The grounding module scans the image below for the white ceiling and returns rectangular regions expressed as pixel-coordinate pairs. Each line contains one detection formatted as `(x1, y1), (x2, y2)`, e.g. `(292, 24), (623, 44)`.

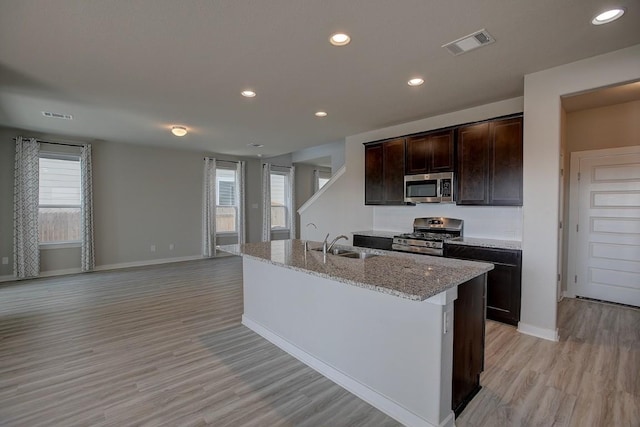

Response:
(1, 1), (639, 157)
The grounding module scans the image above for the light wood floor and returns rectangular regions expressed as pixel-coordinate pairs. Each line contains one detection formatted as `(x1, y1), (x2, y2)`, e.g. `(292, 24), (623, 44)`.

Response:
(458, 298), (640, 427)
(1, 258), (638, 426)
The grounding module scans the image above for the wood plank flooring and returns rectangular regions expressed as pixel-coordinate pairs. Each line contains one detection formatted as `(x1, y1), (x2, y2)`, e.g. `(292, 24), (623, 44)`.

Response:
(457, 298), (640, 427)
(1, 257), (638, 426)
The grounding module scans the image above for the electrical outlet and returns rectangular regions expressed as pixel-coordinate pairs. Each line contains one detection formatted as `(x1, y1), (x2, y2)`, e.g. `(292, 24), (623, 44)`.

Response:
(169, 243), (174, 251)
(150, 245), (156, 252)
(251, 203), (258, 209)
(1, 257), (8, 265)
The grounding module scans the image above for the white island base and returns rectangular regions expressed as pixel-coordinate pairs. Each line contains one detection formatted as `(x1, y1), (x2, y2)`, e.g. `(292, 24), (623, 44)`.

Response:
(242, 257), (459, 427)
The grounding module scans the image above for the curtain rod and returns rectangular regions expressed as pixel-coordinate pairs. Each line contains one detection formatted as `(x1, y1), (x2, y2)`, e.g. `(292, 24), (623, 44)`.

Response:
(203, 157), (240, 164)
(14, 137), (84, 148)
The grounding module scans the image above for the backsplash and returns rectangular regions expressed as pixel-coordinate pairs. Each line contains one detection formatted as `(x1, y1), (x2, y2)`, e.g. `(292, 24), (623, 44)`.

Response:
(373, 204), (523, 241)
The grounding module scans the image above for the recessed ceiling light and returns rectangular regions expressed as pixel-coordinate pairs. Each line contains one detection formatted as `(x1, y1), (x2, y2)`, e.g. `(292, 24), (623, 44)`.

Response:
(408, 78), (425, 87)
(315, 111), (328, 117)
(171, 126), (188, 137)
(247, 143), (264, 148)
(592, 8), (625, 25)
(329, 33), (351, 46)
(241, 90), (256, 98)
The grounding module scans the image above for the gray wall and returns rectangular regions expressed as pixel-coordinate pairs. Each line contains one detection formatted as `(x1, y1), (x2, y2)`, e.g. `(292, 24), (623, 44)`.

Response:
(294, 163), (331, 238)
(0, 127), (264, 276)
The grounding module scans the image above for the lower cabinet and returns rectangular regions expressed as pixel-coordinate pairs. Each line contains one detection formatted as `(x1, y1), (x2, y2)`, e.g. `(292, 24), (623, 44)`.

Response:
(444, 244), (522, 326)
(352, 234), (393, 251)
(452, 274), (486, 416)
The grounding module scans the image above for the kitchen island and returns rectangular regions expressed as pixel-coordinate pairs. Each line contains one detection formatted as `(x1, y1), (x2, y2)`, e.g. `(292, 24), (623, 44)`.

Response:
(219, 240), (493, 427)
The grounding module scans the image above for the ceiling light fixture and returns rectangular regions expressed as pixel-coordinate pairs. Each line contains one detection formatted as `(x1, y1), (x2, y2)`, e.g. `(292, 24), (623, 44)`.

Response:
(171, 126), (188, 137)
(592, 8), (625, 25)
(329, 33), (351, 46)
(315, 111), (328, 117)
(408, 78), (425, 87)
(241, 90), (257, 98)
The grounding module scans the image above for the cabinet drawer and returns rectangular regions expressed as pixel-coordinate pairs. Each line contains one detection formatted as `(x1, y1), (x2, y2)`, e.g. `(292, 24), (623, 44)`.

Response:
(353, 235), (393, 251)
(444, 244), (520, 265)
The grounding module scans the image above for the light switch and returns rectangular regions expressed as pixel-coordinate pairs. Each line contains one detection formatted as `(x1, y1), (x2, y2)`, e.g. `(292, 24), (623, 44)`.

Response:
(150, 245), (156, 252)
(1, 257), (8, 265)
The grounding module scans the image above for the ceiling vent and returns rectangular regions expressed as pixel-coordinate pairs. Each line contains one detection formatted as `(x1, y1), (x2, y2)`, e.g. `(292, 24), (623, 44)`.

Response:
(442, 29), (495, 56)
(42, 111), (73, 120)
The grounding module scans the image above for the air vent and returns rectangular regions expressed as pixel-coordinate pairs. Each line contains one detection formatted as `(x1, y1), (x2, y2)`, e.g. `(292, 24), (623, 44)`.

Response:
(42, 111), (73, 120)
(442, 29), (495, 56)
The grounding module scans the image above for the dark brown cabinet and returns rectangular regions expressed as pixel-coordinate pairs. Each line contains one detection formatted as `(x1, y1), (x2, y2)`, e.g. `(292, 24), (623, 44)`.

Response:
(444, 244), (522, 326)
(364, 138), (406, 205)
(405, 129), (454, 175)
(352, 234), (393, 250)
(452, 274), (486, 416)
(457, 117), (523, 206)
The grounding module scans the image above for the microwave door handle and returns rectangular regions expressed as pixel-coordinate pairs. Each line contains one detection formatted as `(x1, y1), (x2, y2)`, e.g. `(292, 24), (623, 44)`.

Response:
(437, 180), (442, 198)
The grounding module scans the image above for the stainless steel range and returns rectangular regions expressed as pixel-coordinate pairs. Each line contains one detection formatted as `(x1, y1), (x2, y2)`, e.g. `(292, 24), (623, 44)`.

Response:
(392, 217), (463, 256)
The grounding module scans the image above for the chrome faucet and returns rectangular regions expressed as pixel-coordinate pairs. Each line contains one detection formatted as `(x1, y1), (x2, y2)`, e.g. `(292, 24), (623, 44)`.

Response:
(323, 234), (349, 254)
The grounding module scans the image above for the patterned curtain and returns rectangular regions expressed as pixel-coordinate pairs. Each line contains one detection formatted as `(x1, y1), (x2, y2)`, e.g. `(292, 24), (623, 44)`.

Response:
(80, 144), (95, 272)
(236, 161), (246, 245)
(202, 158), (217, 257)
(13, 137), (40, 278)
(261, 163), (272, 242)
(287, 165), (296, 239)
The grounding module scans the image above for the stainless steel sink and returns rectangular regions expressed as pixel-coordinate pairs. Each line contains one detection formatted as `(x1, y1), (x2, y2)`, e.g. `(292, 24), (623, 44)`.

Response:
(311, 247), (378, 259)
(338, 251), (378, 259)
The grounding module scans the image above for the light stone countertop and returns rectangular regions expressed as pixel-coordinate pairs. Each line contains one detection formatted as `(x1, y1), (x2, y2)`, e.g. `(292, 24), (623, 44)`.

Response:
(445, 237), (522, 251)
(219, 239), (493, 301)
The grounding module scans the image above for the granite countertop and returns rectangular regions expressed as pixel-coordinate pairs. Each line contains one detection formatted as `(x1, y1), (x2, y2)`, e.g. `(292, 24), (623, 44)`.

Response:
(219, 239), (493, 302)
(445, 237), (522, 251)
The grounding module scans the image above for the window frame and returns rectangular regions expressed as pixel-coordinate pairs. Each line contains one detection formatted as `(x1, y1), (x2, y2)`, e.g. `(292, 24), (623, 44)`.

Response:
(270, 169), (290, 232)
(215, 163), (239, 236)
(38, 152), (82, 249)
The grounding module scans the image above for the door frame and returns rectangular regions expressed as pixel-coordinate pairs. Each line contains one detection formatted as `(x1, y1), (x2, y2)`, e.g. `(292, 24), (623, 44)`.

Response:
(566, 145), (640, 299)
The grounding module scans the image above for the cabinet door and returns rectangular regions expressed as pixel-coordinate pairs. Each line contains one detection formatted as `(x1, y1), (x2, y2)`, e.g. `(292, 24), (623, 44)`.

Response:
(405, 130), (454, 174)
(444, 244), (522, 326)
(405, 134), (429, 174)
(430, 130), (454, 172)
(457, 123), (489, 204)
(383, 138), (406, 204)
(489, 118), (523, 206)
(452, 274), (486, 415)
(486, 262), (522, 326)
(365, 144), (384, 204)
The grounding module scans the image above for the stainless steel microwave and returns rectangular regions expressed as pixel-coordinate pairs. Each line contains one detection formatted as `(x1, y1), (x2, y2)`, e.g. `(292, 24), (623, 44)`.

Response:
(404, 172), (455, 203)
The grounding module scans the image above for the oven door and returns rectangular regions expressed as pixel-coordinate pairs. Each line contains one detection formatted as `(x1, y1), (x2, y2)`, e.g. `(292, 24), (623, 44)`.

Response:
(404, 175), (441, 203)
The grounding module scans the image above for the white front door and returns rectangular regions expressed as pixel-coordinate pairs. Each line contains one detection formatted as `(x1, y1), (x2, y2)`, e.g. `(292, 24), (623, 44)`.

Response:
(570, 148), (640, 306)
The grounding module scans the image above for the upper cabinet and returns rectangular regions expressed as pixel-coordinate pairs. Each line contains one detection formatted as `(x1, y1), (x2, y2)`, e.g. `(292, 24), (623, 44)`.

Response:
(457, 117), (523, 206)
(405, 129), (454, 175)
(364, 114), (522, 206)
(364, 138), (406, 205)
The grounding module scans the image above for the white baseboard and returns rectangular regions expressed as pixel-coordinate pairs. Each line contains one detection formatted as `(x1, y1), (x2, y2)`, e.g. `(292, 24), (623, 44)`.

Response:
(517, 322), (559, 342)
(0, 255), (205, 282)
(0, 274), (16, 283)
(242, 315), (451, 427)
(93, 255), (204, 272)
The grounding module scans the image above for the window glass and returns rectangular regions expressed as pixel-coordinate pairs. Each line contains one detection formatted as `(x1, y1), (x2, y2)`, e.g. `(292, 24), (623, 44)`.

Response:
(216, 167), (237, 233)
(270, 172), (288, 229)
(39, 156), (81, 243)
(318, 177), (330, 189)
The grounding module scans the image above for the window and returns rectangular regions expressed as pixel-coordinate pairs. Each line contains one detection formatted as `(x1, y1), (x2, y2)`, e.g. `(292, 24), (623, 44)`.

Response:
(270, 171), (289, 229)
(39, 155), (81, 244)
(216, 167), (238, 233)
